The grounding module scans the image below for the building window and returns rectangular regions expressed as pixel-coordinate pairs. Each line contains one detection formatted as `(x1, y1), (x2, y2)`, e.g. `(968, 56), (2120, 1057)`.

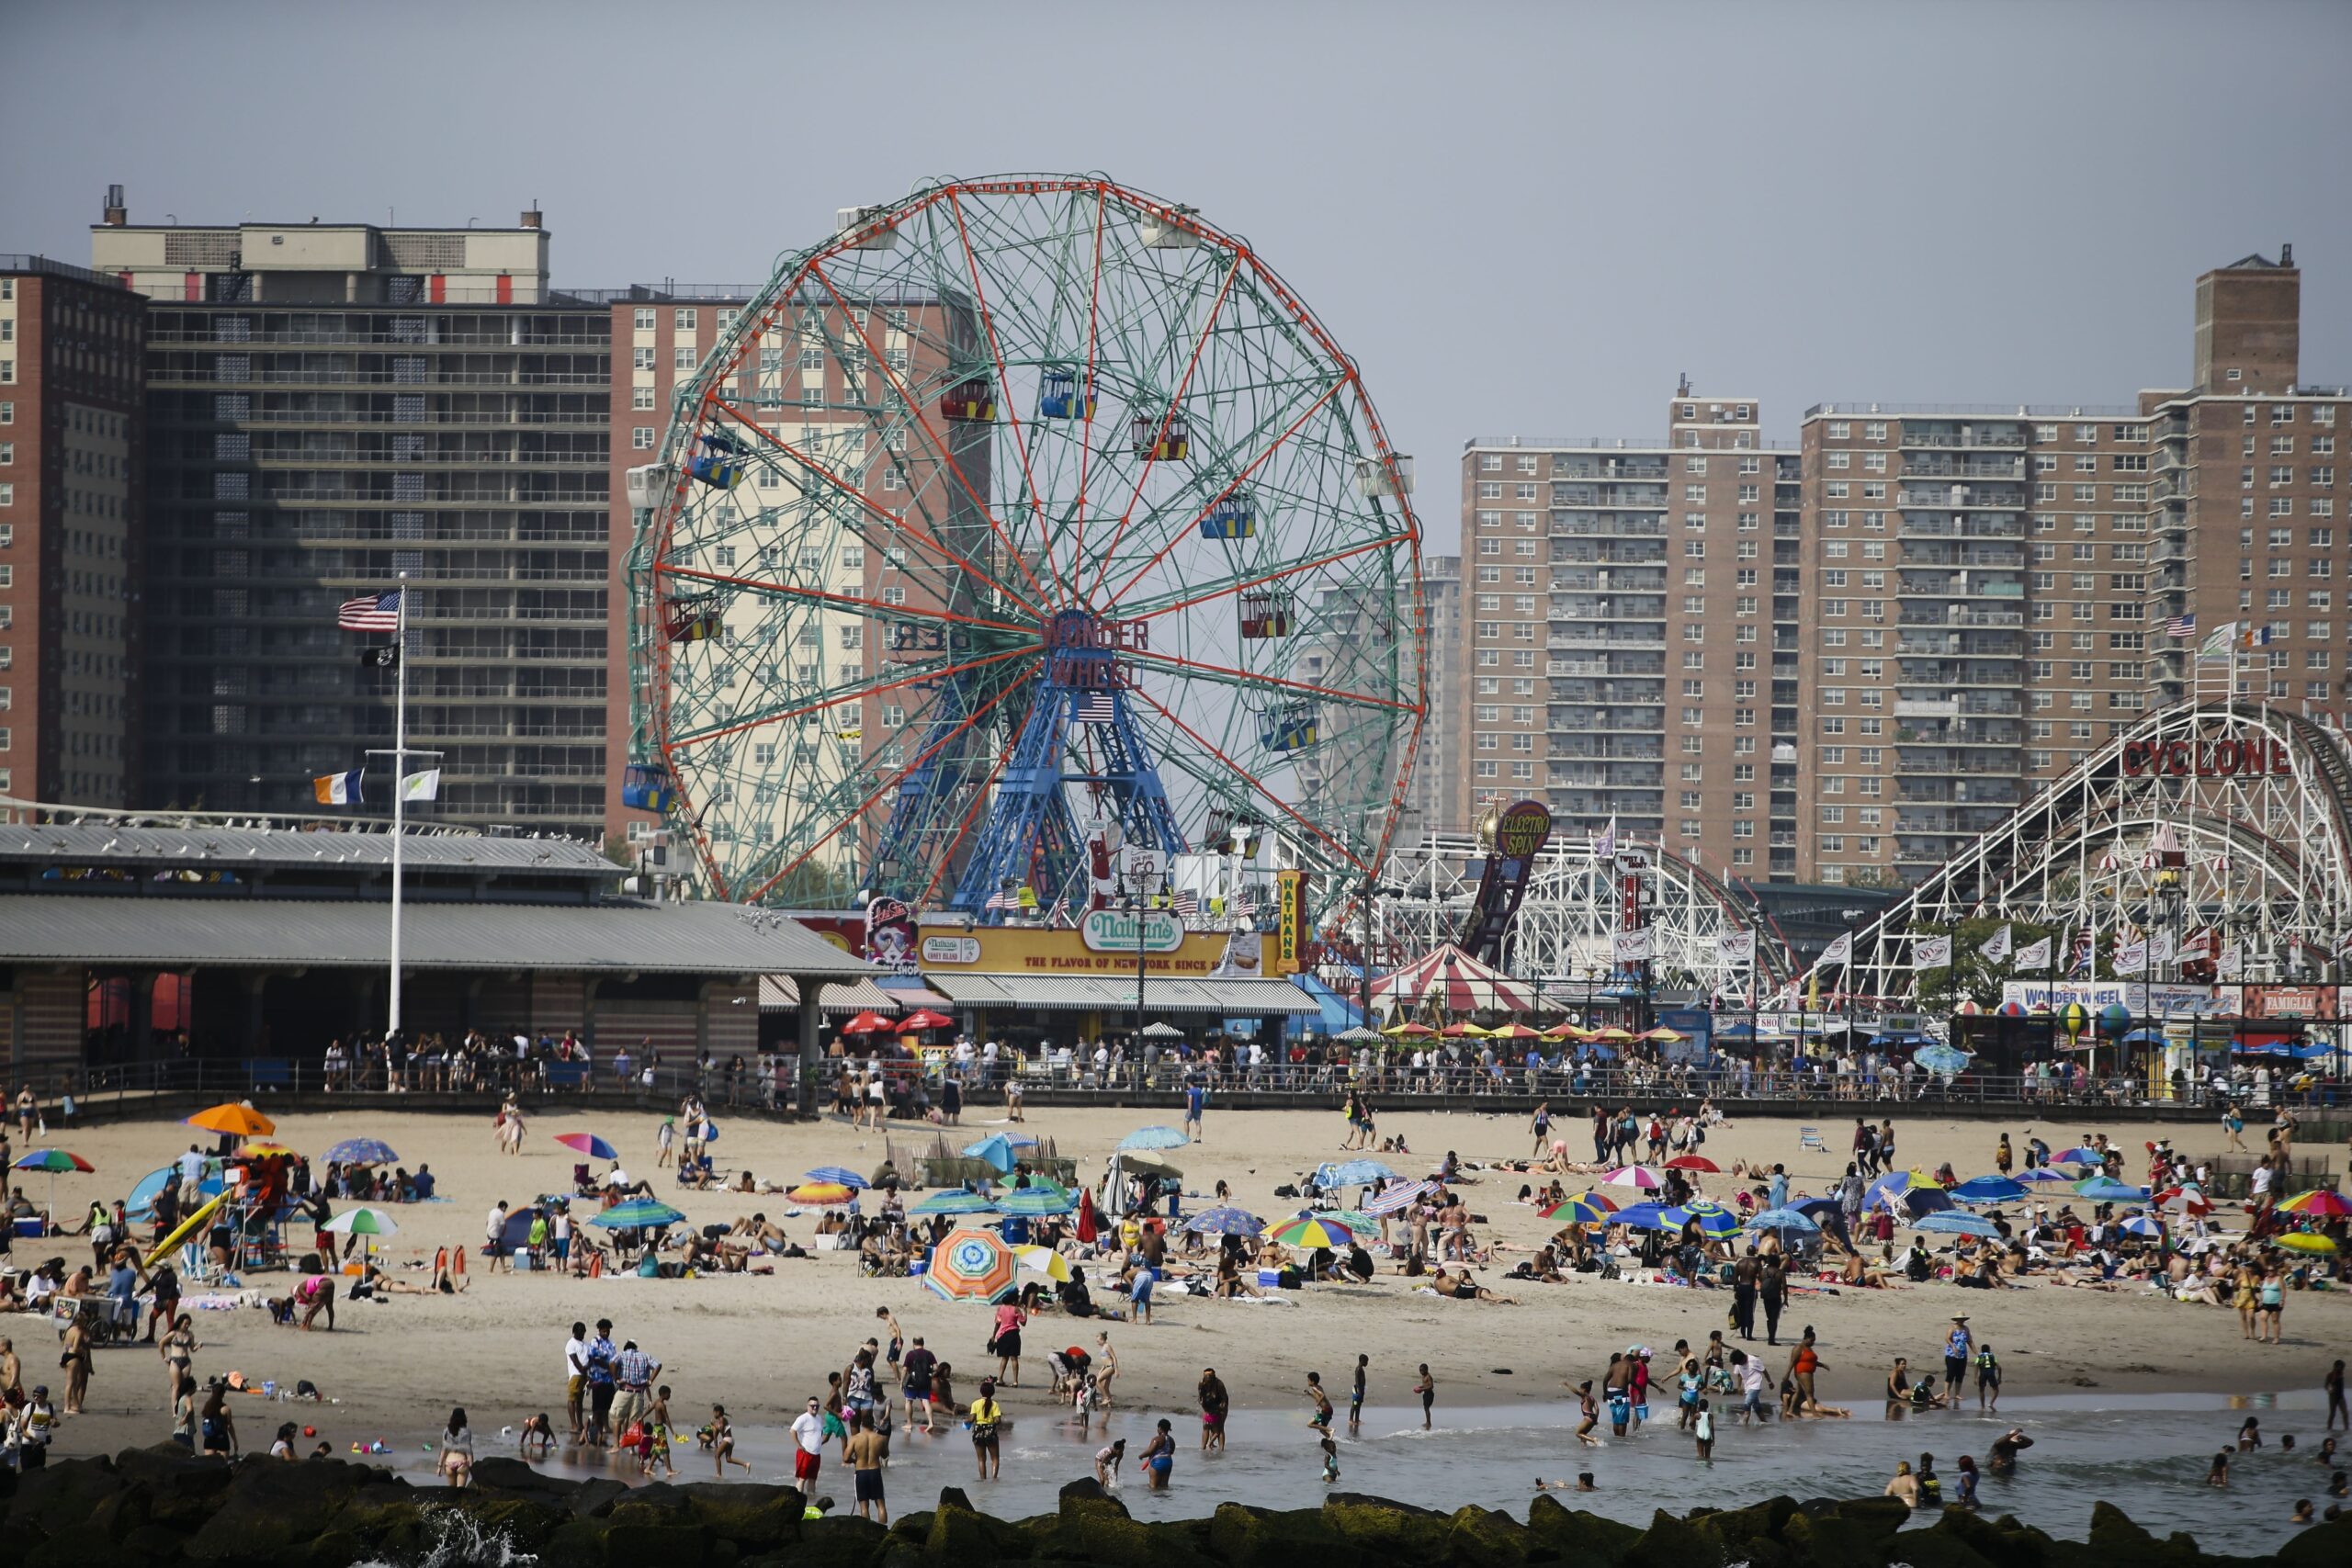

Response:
(631, 426), (655, 450)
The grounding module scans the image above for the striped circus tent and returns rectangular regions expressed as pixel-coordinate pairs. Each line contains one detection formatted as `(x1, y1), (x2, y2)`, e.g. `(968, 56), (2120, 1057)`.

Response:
(1370, 944), (1538, 1012)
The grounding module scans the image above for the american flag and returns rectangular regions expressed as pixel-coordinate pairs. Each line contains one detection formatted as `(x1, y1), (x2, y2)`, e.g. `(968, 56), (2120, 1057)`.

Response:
(1172, 891), (1199, 919)
(2165, 612), (2196, 638)
(338, 591), (401, 631)
(1074, 692), (1118, 723)
(984, 887), (1023, 910)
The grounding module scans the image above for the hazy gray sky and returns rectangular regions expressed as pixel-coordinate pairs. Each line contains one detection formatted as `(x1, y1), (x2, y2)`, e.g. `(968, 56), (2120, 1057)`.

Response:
(6, 0), (2346, 465)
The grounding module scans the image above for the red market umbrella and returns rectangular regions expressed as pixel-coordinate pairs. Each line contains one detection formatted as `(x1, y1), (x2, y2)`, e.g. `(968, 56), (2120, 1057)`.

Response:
(898, 1010), (956, 1032)
(1665, 1156), (1721, 1173)
(841, 1011), (896, 1035)
(1076, 1188), (1102, 1245)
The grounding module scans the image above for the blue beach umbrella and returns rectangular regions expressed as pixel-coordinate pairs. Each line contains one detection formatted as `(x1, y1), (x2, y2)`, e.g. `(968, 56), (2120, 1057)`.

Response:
(963, 1134), (1018, 1174)
(910, 1190), (999, 1216)
(1951, 1175), (2027, 1204)
(2075, 1176), (2149, 1201)
(588, 1198), (684, 1230)
(2014, 1168), (2072, 1184)
(1182, 1205), (1265, 1236)
(1913, 1211), (2000, 1240)
(1611, 1201), (1675, 1232)
(2119, 1213), (2166, 1238)
(324, 1138), (400, 1167)
(1118, 1126), (1189, 1151)
(2052, 1146), (2104, 1165)
(1317, 1159), (1401, 1188)
(1663, 1203), (1741, 1239)
(802, 1166), (870, 1190)
(1745, 1207), (1822, 1237)
(1915, 1044), (1971, 1077)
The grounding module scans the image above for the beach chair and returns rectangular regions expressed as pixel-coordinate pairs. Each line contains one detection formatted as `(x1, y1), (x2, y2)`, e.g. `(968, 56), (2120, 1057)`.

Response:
(1798, 1125), (1827, 1153)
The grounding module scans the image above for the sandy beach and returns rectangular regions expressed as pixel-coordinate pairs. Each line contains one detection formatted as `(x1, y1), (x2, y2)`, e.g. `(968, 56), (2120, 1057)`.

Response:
(10, 1098), (2346, 1461)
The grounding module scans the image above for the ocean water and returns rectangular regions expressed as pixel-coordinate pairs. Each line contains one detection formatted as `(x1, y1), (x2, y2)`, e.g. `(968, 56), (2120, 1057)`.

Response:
(390, 1390), (2342, 1558)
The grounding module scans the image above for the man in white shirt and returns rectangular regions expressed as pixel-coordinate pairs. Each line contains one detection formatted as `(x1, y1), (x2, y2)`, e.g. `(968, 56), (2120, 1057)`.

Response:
(485, 1201), (510, 1271)
(790, 1395), (827, 1486)
(563, 1320), (589, 1440)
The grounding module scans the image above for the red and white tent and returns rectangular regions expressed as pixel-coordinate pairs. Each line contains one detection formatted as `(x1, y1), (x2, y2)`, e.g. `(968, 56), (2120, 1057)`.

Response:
(1370, 943), (1538, 1012)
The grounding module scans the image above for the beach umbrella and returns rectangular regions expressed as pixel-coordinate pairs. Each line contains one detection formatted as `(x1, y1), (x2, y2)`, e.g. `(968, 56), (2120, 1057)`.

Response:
(13, 1147), (93, 1224)
(2277, 1189), (2352, 1218)
(1013, 1245), (1073, 1282)
(1318, 1158), (1400, 1189)
(186, 1102), (275, 1138)
(1664, 1155), (1720, 1173)
(840, 1010), (897, 1034)
(2014, 1168), (2072, 1183)
(1916, 1044), (1971, 1077)
(1540, 1191), (1618, 1224)
(1182, 1206), (1265, 1236)
(923, 1227), (1016, 1302)
(802, 1167), (871, 1190)
(787, 1181), (856, 1206)
(553, 1132), (619, 1162)
(1604, 1165), (1664, 1190)
(996, 1185), (1078, 1217)
(1589, 1027), (1636, 1043)
(1745, 1207), (1822, 1237)
(1487, 1022), (1546, 1040)
(1912, 1211), (2000, 1239)
(2272, 1233), (2338, 1256)
(1664, 1202), (1740, 1239)
(2052, 1146), (2104, 1165)
(910, 1190), (999, 1216)
(1117, 1126), (1189, 1151)
(963, 1134), (1019, 1174)
(1638, 1027), (1687, 1043)
(2153, 1184), (2214, 1217)
(899, 1010), (956, 1032)
(1439, 1021), (1491, 1038)
(2075, 1177), (2149, 1202)
(1611, 1202), (1675, 1232)
(321, 1206), (400, 1236)
(2118, 1213), (2166, 1238)
(324, 1138), (400, 1167)
(1381, 1021), (1436, 1038)
(1318, 1209), (1380, 1235)
(589, 1198), (684, 1230)
(1115, 1148), (1184, 1178)
(1951, 1175), (2028, 1203)
(1865, 1168), (1943, 1208)
(1365, 1179), (1436, 1215)
(1267, 1214), (1356, 1249)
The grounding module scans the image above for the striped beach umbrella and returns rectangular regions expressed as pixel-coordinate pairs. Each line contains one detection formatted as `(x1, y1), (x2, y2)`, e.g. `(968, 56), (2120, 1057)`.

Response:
(1364, 1179), (1436, 1215)
(787, 1181), (856, 1206)
(1668, 1201), (1741, 1238)
(2277, 1189), (2352, 1218)
(589, 1198), (684, 1230)
(910, 1190), (998, 1216)
(12, 1147), (94, 1225)
(996, 1185), (1078, 1216)
(801, 1167), (871, 1190)
(1267, 1214), (1356, 1249)
(924, 1226), (1016, 1302)
(1603, 1165), (1664, 1190)
(554, 1132), (619, 1162)
(321, 1206), (400, 1236)
(324, 1138), (400, 1167)
(1541, 1191), (1618, 1224)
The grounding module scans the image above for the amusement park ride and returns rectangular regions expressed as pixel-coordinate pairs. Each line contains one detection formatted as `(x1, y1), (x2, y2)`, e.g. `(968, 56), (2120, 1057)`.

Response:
(624, 175), (1427, 942)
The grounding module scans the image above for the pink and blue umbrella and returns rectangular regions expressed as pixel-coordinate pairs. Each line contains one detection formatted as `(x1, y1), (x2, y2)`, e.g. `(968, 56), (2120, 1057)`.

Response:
(555, 1132), (620, 1162)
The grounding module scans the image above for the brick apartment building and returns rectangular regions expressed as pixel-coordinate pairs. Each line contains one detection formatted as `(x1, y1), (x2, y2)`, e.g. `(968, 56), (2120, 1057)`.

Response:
(0, 254), (146, 808)
(1464, 249), (2342, 891)
(1460, 389), (1803, 876)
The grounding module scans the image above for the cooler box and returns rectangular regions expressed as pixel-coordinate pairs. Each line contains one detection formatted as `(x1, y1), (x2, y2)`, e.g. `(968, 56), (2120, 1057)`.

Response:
(512, 1248), (533, 1271)
(908, 1260), (928, 1277)
(1256, 1269), (1281, 1288)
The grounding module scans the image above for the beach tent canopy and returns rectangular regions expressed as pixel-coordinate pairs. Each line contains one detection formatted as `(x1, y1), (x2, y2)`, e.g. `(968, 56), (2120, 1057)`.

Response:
(1369, 944), (1538, 1012)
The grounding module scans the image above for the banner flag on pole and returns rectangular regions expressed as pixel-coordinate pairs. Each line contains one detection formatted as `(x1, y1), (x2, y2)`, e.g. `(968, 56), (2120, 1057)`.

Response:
(400, 769), (441, 802)
(1820, 931), (1853, 967)
(311, 769), (363, 805)
(2014, 935), (2052, 968)
(1981, 923), (2013, 964)
(356, 645), (400, 670)
(1914, 934), (1953, 968)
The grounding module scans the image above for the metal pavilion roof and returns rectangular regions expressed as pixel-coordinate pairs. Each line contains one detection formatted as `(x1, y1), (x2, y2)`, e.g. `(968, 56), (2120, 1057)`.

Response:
(0, 894), (876, 978)
(0, 823), (619, 880)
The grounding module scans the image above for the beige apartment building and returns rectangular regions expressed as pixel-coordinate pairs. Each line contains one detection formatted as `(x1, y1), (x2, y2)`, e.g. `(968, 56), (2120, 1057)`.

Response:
(1461, 389), (1804, 879)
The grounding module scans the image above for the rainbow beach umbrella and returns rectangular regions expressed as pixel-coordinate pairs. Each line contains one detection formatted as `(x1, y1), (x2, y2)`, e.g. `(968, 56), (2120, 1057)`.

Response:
(1540, 1191), (1618, 1224)
(1267, 1214), (1356, 1249)
(2276, 1189), (2352, 1218)
(12, 1147), (93, 1226)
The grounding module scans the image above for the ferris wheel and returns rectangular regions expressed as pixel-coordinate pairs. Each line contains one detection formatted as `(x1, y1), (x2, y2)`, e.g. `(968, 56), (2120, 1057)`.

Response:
(627, 175), (1427, 924)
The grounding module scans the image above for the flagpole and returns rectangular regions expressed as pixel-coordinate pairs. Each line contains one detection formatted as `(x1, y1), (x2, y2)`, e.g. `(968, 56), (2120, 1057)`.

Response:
(390, 572), (409, 1043)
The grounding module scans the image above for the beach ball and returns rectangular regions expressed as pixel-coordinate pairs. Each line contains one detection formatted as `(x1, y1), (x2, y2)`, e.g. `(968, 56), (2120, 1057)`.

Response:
(2099, 1003), (2131, 1035)
(303, 1426), (316, 1438)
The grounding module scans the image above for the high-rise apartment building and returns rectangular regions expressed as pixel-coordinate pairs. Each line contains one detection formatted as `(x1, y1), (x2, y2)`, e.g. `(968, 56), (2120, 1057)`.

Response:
(1462, 389), (1802, 879)
(0, 254), (145, 808)
(91, 192), (615, 833)
(1795, 403), (2153, 886)
(1465, 250), (2340, 893)
(2142, 249), (2346, 711)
